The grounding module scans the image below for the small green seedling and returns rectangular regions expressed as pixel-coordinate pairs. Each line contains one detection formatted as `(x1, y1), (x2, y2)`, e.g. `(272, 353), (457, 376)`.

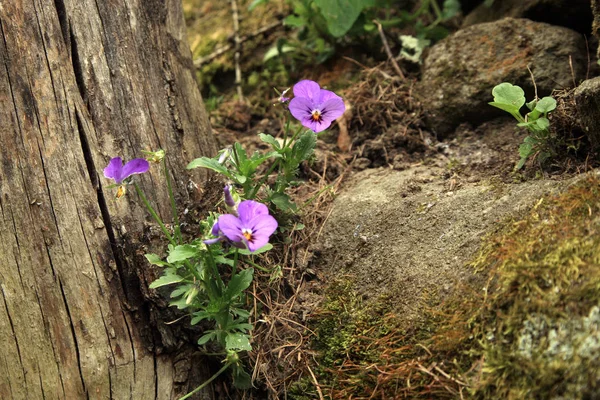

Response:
(489, 82), (557, 170)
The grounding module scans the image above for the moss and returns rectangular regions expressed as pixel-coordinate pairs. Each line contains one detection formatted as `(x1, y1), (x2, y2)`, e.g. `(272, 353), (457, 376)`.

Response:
(297, 174), (600, 399)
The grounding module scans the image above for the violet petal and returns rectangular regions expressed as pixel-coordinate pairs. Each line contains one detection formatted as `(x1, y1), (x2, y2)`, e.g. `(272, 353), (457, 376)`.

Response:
(320, 97), (346, 123)
(104, 157), (124, 183)
(121, 158), (150, 180)
(217, 214), (245, 242)
(289, 97), (313, 123)
(237, 200), (268, 224)
(293, 80), (321, 101)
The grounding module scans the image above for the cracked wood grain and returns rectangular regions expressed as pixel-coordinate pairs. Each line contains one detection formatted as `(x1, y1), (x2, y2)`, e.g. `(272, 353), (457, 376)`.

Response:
(0, 0), (217, 398)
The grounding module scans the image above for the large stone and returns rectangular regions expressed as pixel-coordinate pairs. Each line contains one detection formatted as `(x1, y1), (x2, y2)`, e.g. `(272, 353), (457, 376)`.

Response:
(463, 0), (592, 34)
(418, 18), (586, 137)
(316, 164), (566, 325)
(574, 76), (600, 150)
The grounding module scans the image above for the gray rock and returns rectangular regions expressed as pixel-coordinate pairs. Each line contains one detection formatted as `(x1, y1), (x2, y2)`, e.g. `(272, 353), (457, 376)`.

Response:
(463, 0), (592, 34)
(316, 164), (567, 325)
(418, 18), (586, 137)
(574, 76), (600, 149)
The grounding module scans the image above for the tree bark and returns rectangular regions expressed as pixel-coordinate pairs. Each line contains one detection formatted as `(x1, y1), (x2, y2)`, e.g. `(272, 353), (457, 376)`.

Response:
(0, 0), (217, 398)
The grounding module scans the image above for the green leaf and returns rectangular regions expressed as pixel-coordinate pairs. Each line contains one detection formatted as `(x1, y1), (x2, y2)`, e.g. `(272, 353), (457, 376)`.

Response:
(187, 157), (230, 177)
(238, 243), (273, 256)
(284, 14), (305, 28)
(271, 192), (297, 212)
(224, 268), (254, 300)
(491, 83), (526, 110)
(313, 0), (375, 37)
(197, 331), (216, 345)
(535, 97), (556, 114)
(232, 365), (253, 389)
(145, 253), (169, 267)
(170, 285), (191, 298)
(399, 35), (430, 63)
(535, 117), (550, 131)
(259, 133), (281, 150)
(149, 272), (184, 289)
(518, 138), (534, 159)
(225, 332), (252, 351)
(185, 286), (199, 305)
(167, 245), (199, 263)
(190, 310), (213, 326)
(291, 131), (317, 163)
(263, 43), (296, 62)
(442, 0), (461, 20)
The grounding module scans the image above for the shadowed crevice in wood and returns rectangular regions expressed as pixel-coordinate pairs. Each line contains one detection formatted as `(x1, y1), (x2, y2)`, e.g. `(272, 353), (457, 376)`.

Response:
(0, 287), (25, 382)
(68, 24), (86, 103)
(53, 0), (69, 49)
(58, 279), (88, 399)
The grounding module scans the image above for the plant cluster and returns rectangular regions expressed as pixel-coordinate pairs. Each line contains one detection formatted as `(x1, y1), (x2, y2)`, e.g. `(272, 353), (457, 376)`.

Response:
(254, 0), (463, 65)
(103, 80), (345, 398)
(489, 82), (558, 170)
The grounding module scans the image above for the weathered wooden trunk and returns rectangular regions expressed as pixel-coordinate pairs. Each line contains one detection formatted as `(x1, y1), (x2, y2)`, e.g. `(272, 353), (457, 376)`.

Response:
(0, 0), (217, 398)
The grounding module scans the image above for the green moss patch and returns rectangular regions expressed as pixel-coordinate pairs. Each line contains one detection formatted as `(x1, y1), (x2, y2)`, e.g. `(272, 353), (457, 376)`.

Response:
(299, 174), (600, 399)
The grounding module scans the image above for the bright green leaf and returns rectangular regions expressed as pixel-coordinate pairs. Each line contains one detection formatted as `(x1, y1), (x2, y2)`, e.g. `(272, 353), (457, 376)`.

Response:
(187, 157), (230, 177)
(167, 245), (199, 263)
(535, 117), (550, 130)
(535, 97), (557, 113)
(149, 272), (184, 289)
(197, 331), (216, 345)
(491, 83), (526, 110)
(145, 253), (168, 267)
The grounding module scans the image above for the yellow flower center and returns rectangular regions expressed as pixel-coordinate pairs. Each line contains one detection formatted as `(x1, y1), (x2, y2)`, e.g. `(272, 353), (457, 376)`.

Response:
(311, 110), (322, 122)
(116, 185), (126, 199)
(242, 229), (253, 242)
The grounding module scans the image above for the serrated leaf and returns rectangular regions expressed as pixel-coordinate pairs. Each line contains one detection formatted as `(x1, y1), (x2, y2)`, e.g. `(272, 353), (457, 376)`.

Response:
(170, 284), (192, 298)
(271, 192), (297, 212)
(292, 131), (317, 163)
(145, 253), (169, 267)
(224, 268), (254, 300)
(259, 133), (281, 150)
(284, 14), (305, 28)
(149, 272), (184, 289)
(491, 83), (525, 109)
(190, 311), (211, 325)
(225, 332), (252, 351)
(535, 97), (556, 113)
(167, 245), (198, 263)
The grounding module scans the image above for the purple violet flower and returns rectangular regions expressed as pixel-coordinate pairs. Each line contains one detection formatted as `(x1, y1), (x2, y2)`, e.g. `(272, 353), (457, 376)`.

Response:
(210, 200), (278, 252)
(288, 80), (345, 133)
(103, 157), (150, 184)
(103, 157), (150, 198)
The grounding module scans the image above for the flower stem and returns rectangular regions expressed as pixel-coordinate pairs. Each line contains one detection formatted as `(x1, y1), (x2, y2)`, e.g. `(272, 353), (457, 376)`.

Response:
(248, 158), (280, 199)
(177, 361), (233, 400)
(232, 248), (239, 277)
(163, 158), (182, 244)
(133, 183), (174, 245)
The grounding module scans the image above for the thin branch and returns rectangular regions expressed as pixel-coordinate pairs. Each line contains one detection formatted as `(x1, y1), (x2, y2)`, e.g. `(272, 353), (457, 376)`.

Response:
(373, 19), (405, 79)
(231, 0), (244, 101)
(193, 20), (284, 68)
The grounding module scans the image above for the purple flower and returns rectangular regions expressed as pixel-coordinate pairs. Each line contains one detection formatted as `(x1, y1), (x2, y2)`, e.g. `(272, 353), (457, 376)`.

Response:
(211, 200), (278, 252)
(103, 157), (150, 184)
(288, 80), (345, 133)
